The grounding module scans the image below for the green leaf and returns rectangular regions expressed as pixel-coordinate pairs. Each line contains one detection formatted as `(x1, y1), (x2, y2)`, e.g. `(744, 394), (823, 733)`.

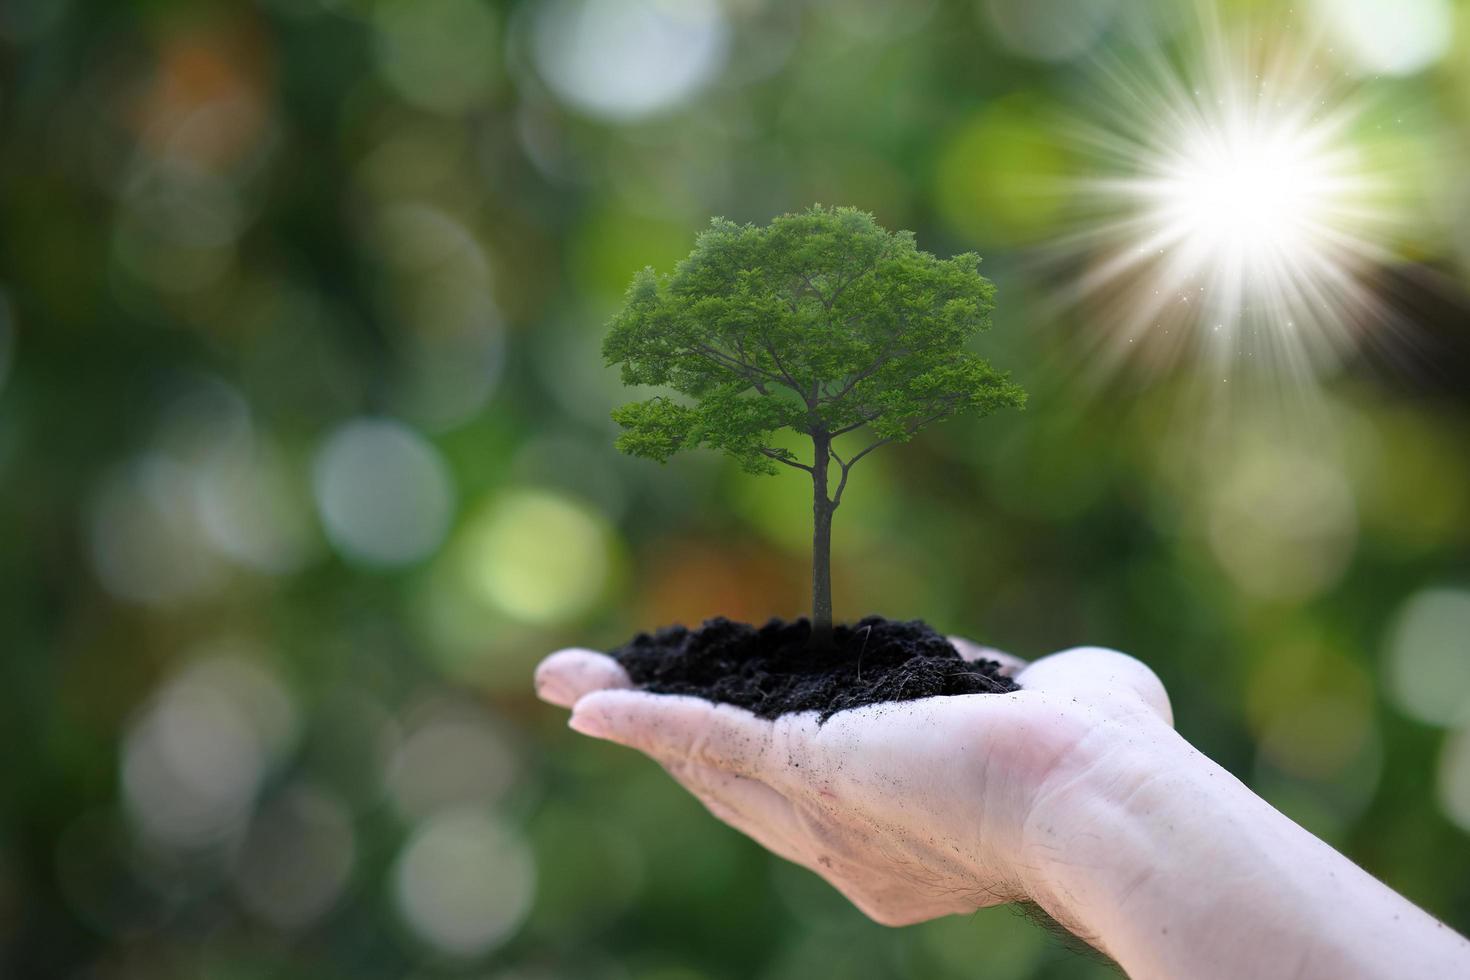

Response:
(610, 398), (697, 463)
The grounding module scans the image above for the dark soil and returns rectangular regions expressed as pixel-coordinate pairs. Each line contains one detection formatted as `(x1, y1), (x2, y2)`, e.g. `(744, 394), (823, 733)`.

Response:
(611, 615), (1020, 721)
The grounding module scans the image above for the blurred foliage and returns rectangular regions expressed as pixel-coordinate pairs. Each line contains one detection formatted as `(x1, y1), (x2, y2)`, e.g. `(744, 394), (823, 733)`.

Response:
(2, 0), (1470, 978)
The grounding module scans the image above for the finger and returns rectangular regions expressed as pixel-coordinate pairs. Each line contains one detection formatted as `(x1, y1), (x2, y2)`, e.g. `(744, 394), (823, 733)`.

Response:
(947, 636), (1028, 677)
(534, 649), (632, 708)
(569, 690), (774, 778)
(1016, 646), (1172, 725)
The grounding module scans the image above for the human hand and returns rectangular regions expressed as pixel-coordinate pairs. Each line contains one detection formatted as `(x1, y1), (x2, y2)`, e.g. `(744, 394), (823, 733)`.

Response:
(535, 638), (1173, 928)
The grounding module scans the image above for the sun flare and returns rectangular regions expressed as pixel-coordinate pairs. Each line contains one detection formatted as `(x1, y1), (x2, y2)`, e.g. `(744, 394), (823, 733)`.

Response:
(1055, 8), (1404, 394)
(1158, 120), (1338, 267)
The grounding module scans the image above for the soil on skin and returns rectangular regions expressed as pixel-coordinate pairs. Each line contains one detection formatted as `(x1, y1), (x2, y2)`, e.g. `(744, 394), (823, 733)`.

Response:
(611, 615), (1019, 721)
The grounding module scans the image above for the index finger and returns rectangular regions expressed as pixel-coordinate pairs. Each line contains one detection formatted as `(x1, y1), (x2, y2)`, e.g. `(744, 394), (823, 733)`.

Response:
(569, 689), (776, 779)
(948, 636), (1028, 677)
(535, 648), (633, 708)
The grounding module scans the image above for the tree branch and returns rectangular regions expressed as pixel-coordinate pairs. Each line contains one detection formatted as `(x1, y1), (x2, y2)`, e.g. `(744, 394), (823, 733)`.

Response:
(797, 272), (824, 307)
(827, 435), (861, 506)
(830, 434), (886, 507)
(830, 409), (883, 438)
(689, 343), (787, 389)
(822, 343), (909, 406)
(688, 343), (754, 375)
(829, 401), (962, 507)
(759, 447), (813, 473)
(758, 336), (808, 403)
(730, 335), (772, 395)
(845, 435), (894, 471)
(824, 251), (883, 310)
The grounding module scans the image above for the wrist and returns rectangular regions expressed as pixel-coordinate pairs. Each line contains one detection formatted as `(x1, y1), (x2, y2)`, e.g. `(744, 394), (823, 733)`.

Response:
(1013, 711), (1197, 948)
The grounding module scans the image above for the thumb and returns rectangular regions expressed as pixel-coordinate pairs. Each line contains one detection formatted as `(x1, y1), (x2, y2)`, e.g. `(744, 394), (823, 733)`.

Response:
(1015, 646), (1172, 726)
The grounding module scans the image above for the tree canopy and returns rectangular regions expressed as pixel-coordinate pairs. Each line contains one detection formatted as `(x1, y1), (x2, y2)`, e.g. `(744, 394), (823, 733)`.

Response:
(605, 205), (1024, 485)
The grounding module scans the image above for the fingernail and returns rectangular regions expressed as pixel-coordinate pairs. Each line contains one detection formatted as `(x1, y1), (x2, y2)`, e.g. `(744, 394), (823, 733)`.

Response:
(568, 709), (608, 738)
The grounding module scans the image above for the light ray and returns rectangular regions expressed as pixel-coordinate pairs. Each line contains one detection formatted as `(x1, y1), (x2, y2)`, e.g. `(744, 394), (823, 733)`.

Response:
(1050, 5), (1408, 401)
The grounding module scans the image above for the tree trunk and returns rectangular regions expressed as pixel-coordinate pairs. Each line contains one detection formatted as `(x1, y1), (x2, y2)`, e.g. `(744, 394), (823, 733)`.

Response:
(810, 431), (834, 646)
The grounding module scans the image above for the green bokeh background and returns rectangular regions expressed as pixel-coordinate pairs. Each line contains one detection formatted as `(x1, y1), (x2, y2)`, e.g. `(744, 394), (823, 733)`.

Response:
(3, 1), (1470, 977)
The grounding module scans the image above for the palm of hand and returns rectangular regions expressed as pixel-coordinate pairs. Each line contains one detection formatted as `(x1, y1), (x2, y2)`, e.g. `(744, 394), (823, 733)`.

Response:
(536, 640), (1172, 927)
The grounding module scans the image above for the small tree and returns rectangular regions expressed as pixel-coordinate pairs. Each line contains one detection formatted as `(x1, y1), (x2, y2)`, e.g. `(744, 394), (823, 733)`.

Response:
(604, 205), (1026, 642)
